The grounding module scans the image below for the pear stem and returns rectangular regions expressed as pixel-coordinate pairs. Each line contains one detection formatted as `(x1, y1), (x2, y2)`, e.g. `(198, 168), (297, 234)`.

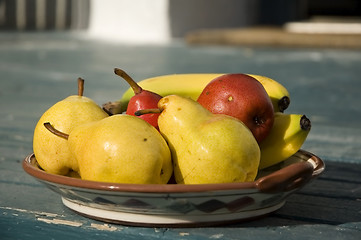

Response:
(114, 68), (142, 94)
(135, 108), (162, 116)
(43, 122), (69, 140)
(77, 77), (84, 97)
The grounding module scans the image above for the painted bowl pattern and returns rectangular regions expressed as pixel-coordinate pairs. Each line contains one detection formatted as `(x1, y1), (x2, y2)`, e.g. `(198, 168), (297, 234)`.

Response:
(23, 149), (324, 227)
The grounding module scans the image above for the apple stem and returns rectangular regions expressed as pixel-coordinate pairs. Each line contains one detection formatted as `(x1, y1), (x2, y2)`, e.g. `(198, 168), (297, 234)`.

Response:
(43, 122), (69, 140)
(135, 108), (162, 116)
(114, 68), (142, 94)
(77, 77), (84, 97)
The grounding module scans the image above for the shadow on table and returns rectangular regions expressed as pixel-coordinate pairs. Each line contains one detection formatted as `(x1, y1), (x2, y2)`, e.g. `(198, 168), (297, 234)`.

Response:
(228, 161), (361, 227)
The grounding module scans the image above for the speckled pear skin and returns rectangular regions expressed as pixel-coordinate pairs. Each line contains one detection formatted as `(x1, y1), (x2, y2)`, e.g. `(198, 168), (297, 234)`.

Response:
(157, 95), (260, 184)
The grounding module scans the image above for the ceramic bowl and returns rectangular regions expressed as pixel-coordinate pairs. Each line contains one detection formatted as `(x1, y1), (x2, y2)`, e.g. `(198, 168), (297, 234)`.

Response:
(22, 149), (324, 227)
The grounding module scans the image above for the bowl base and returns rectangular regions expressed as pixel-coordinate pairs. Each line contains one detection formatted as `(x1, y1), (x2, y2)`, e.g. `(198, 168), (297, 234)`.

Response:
(62, 197), (285, 227)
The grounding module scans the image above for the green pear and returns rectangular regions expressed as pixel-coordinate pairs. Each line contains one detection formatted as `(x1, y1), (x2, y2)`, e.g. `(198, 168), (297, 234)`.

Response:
(64, 114), (172, 184)
(33, 78), (109, 175)
(157, 95), (260, 184)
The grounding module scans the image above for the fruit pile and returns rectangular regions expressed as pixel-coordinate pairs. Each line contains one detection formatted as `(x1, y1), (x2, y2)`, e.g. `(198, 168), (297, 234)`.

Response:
(33, 69), (311, 185)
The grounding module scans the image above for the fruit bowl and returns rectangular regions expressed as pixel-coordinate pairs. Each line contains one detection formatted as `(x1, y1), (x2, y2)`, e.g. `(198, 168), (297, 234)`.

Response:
(22, 149), (324, 227)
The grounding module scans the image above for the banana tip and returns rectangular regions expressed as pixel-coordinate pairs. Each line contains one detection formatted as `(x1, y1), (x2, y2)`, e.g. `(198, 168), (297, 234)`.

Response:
(278, 96), (290, 112)
(300, 115), (311, 131)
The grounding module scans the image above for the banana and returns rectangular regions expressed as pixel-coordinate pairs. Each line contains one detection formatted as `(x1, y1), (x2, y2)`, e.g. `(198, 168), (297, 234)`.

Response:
(116, 73), (290, 113)
(248, 74), (290, 112)
(258, 113), (311, 170)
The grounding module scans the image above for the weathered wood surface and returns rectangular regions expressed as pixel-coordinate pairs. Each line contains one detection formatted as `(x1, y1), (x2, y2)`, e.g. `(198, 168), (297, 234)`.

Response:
(1, 33), (361, 239)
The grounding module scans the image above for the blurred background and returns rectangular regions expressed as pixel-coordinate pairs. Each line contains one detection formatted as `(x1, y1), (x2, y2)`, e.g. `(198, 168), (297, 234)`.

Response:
(0, 0), (360, 46)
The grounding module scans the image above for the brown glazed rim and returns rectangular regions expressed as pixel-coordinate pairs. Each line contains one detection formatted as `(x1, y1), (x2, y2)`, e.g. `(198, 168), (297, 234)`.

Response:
(22, 149), (324, 194)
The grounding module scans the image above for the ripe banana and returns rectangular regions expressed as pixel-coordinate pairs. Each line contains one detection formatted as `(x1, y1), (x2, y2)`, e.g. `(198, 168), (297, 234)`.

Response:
(258, 113), (311, 170)
(115, 73), (290, 113)
(248, 74), (290, 112)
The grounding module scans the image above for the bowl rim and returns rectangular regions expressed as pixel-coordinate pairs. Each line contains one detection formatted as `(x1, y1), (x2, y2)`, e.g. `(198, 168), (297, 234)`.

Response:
(22, 149), (324, 194)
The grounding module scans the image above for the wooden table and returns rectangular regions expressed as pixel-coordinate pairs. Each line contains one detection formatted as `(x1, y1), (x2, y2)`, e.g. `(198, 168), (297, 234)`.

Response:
(1, 32), (361, 239)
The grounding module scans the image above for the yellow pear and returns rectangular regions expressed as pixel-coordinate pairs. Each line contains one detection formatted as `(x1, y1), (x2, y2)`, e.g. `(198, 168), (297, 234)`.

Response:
(157, 95), (260, 184)
(33, 78), (108, 175)
(65, 114), (172, 184)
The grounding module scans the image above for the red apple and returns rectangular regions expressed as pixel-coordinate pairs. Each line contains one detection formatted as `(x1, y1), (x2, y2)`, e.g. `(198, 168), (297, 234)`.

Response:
(197, 73), (274, 143)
